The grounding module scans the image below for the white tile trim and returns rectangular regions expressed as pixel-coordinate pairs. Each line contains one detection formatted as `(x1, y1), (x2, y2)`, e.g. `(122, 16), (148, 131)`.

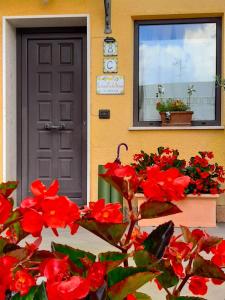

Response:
(2, 14), (91, 204)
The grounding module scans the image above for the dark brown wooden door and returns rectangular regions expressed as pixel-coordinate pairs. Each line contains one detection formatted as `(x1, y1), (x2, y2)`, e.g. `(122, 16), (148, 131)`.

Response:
(18, 29), (87, 205)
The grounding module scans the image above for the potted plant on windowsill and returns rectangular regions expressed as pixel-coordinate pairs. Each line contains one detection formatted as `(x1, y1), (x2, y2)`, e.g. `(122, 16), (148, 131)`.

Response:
(156, 98), (193, 126)
(131, 147), (225, 227)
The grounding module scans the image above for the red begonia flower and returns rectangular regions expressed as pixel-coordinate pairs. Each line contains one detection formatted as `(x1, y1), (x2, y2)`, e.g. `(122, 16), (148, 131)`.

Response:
(165, 236), (192, 278)
(87, 262), (106, 291)
(41, 196), (80, 229)
(171, 260), (185, 278)
(141, 166), (190, 202)
(130, 227), (148, 250)
(211, 240), (225, 267)
(189, 276), (208, 295)
(101, 163), (139, 202)
(211, 278), (224, 285)
(31, 179), (59, 198)
(89, 199), (123, 223)
(0, 194), (12, 224)
(154, 278), (163, 290)
(20, 196), (41, 210)
(191, 229), (207, 241)
(11, 270), (35, 296)
(0, 255), (18, 296)
(25, 236), (42, 254)
(41, 258), (69, 283)
(46, 276), (90, 300)
(126, 294), (137, 300)
(21, 209), (44, 237)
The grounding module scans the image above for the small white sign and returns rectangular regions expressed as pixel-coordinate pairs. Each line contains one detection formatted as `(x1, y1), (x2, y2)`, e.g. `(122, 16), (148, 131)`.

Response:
(104, 57), (118, 73)
(104, 41), (118, 56)
(97, 75), (125, 95)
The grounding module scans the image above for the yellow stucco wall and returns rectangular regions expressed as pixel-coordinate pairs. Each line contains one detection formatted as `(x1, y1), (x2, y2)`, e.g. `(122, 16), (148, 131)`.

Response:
(0, 0), (225, 202)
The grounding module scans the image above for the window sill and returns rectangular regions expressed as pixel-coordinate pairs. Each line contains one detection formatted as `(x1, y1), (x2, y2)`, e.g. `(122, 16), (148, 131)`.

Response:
(128, 126), (225, 131)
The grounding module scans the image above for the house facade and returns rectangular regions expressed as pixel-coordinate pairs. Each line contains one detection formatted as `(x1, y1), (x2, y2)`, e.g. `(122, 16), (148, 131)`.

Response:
(1, 0), (225, 220)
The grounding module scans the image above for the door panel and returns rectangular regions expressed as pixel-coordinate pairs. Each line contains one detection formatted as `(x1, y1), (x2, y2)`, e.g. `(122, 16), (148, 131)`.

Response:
(18, 30), (87, 205)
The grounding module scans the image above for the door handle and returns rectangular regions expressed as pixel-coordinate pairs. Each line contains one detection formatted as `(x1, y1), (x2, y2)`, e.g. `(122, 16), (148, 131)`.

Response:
(44, 123), (66, 130)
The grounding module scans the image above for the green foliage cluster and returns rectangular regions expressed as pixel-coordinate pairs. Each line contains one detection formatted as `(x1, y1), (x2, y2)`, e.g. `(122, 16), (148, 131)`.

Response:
(156, 99), (190, 112)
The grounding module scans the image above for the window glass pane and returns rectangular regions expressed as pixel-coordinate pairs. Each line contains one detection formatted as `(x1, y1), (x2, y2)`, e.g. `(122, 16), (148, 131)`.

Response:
(139, 22), (217, 121)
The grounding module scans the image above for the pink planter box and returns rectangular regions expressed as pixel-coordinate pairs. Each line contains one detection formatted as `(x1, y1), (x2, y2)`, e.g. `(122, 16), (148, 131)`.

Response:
(135, 193), (218, 228)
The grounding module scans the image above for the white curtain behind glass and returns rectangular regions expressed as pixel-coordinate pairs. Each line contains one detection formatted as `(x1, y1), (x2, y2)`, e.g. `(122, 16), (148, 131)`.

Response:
(139, 23), (217, 121)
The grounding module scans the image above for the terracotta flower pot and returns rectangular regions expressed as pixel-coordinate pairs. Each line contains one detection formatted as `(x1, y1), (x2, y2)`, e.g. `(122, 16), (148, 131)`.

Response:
(132, 193), (218, 228)
(160, 111), (193, 126)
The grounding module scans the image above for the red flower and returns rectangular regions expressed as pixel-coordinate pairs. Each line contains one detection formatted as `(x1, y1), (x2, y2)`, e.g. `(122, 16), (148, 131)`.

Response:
(0, 194), (12, 224)
(11, 270), (35, 296)
(89, 199), (123, 223)
(21, 209), (44, 237)
(46, 276), (90, 300)
(101, 163), (139, 202)
(126, 294), (137, 300)
(141, 166), (190, 202)
(41, 258), (69, 283)
(0, 255), (18, 296)
(41, 196), (80, 230)
(133, 153), (144, 161)
(211, 278), (224, 285)
(130, 227), (148, 250)
(87, 262), (106, 291)
(165, 236), (192, 278)
(200, 172), (209, 179)
(154, 278), (163, 290)
(189, 276), (208, 295)
(20, 196), (40, 210)
(31, 179), (59, 198)
(21, 180), (60, 211)
(171, 260), (184, 278)
(211, 240), (225, 267)
(191, 229), (207, 241)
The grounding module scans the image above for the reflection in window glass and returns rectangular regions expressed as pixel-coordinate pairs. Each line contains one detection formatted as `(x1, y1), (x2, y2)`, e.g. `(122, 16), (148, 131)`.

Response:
(139, 22), (217, 122)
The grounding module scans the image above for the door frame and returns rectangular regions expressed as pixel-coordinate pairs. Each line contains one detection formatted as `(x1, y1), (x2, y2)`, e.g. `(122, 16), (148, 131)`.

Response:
(2, 15), (91, 204)
(17, 27), (87, 203)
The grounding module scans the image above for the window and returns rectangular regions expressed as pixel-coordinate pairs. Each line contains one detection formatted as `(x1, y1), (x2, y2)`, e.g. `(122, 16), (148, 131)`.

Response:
(134, 18), (222, 126)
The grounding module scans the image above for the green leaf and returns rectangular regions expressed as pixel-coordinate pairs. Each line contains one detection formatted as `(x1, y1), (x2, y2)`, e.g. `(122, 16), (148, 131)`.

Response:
(12, 283), (48, 300)
(133, 250), (179, 288)
(193, 254), (225, 280)
(133, 292), (152, 300)
(144, 221), (174, 259)
(108, 267), (157, 300)
(181, 226), (198, 245)
(0, 237), (8, 254)
(34, 283), (48, 300)
(133, 250), (153, 267)
(198, 236), (222, 252)
(78, 220), (128, 246)
(51, 242), (96, 269)
(4, 209), (27, 242)
(157, 263), (179, 288)
(0, 181), (18, 197)
(99, 251), (128, 272)
(140, 201), (182, 219)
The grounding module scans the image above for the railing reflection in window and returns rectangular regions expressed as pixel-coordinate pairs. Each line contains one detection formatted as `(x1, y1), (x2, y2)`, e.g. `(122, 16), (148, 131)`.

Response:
(139, 83), (216, 122)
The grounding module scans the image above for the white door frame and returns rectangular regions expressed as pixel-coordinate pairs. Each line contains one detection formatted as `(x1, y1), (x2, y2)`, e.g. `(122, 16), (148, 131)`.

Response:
(2, 14), (91, 203)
